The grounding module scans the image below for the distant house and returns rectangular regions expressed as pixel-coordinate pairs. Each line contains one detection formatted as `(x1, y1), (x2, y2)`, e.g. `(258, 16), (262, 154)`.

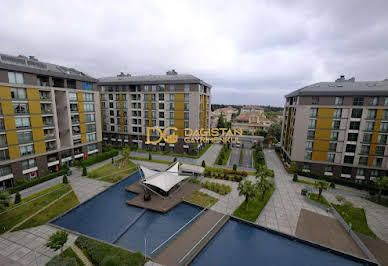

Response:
(211, 106), (238, 127)
(240, 105), (265, 115)
(232, 108), (272, 134)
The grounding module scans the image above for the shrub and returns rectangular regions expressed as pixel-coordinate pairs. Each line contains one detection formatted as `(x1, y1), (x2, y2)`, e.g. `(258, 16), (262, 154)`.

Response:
(293, 174), (298, 182)
(290, 162), (298, 174)
(202, 160), (206, 167)
(148, 153), (152, 160)
(101, 255), (121, 266)
(336, 195), (345, 202)
(233, 164), (237, 170)
(330, 182), (335, 189)
(81, 150), (119, 168)
(202, 181), (232, 195)
(14, 192), (21, 204)
(62, 175), (68, 184)
(82, 166), (87, 176)
(173, 157), (177, 162)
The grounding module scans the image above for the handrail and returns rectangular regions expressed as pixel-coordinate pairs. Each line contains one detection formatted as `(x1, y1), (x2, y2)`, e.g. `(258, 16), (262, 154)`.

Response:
(150, 204), (210, 255)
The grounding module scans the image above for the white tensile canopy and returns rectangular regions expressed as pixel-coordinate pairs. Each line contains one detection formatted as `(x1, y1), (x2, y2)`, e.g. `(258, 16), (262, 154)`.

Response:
(140, 162), (189, 193)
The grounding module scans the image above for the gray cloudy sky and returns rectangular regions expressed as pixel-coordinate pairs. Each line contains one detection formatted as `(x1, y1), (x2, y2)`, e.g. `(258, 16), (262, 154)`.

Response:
(2, 0), (388, 106)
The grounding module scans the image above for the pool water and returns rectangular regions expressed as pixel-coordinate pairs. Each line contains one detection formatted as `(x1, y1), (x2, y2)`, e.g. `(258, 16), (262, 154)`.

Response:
(52, 171), (202, 256)
(190, 219), (367, 266)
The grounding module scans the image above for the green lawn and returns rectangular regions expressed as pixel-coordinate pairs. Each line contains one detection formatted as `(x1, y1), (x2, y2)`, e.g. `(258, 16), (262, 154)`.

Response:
(0, 185), (71, 234)
(233, 187), (275, 222)
(13, 191), (79, 231)
(296, 179), (315, 186)
(88, 160), (138, 183)
(19, 183), (65, 205)
(46, 247), (84, 266)
(75, 235), (145, 266)
(365, 196), (388, 208)
(308, 193), (330, 207)
(222, 148), (232, 165)
(333, 204), (377, 238)
(185, 191), (218, 207)
(128, 156), (172, 165)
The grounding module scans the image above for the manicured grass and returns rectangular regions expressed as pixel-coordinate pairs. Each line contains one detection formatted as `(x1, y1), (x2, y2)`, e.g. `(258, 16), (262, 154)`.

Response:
(185, 191), (218, 207)
(365, 196), (388, 208)
(233, 187), (275, 222)
(46, 247), (84, 266)
(88, 160), (138, 183)
(202, 181), (232, 195)
(129, 156), (172, 165)
(18, 183), (65, 205)
(75, 235), (145, 266)
(215, 145), (231, 165)
(13, 191), (79, 231)
(0, 185), (71, 234)
(295, 179), (315, 186)
(222, 148), (232, 165)
(332, 204), (377, 238)
(308, 193), (330, 207)
(136, 144), (212, 159)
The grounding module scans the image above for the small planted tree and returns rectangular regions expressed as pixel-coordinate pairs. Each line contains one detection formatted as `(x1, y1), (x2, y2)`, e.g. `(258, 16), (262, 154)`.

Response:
(238, 180), (257, 211)
(82, 166), (87, 176)
(62, 175), (68, 184)
(293, 173), (298, 182)
(314, 180), (329, 199)
(375, 176), (388, 203)
(233, 164), (237, 171)
(289, 162), (298, 174)
(148, 153), (152, 161)
(202, 160), (206, 168)
(173, 157), (177, 162)
(14, 192), (21, 204)
(0, 191), (10, 211)
(46, 230), (68, 261)
(120, 148), (131, 167)
(256, 176), (274, 200)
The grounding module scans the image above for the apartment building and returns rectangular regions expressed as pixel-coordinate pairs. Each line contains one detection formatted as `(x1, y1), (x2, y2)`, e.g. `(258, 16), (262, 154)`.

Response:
(0, 53), (102, 189)
(98, 70), (211, 154)
(281, 75), (388, 182)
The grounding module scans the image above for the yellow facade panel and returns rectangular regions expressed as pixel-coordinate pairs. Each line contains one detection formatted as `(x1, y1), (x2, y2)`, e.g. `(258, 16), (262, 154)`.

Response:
(34, 141), (46, 154)
(371, 133), (378, 144)
(367, 156), (374, 166)
(376, 109), (383, 120)
(174, 111), (184, 120)
(6, 131), (18, 145)
(315, 130), (331, 140)
(203, 96), (207, 128)
(30, 115), (43, 128)
(175, 93), (184, 101)
(28, 101), (41, 114)
(2, 101), (14, 115)
(374, 121), (381, 131)
(175, 102), (184, 111)
(32, 128), (45, 141)
(311, 151), (327, 162)
(77, 92), (83, 102)
(80, 124), (86, 134)
(78, 102), (84, 113)
(4, 116), (16, 130)
(0, 86), (11, 99)
(79, 113), (85, 123)
(369, 144), (376, 155)
(317, 108), (334, 117)
(8, 145), (20, 159)
(26, 88), (40, 100)
(316, 118), (332, 129)
(81, 133), (87, 144)
(313, 140), (329, 151)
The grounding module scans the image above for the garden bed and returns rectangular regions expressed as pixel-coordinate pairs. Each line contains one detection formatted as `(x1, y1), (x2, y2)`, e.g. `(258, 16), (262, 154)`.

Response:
(308, 193), (330, 207)
(46, 247), (84, 266)
(215, 144), (231, 165)
(88, 160), (138, 183)
(185, 191), (218, 207)
(204, 167), (248, 182)
(202, 181), (232, 195)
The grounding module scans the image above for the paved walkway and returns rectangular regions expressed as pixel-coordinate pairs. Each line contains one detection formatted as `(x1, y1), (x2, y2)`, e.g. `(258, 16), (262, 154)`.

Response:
(199, 177), (245, 215)
(0, 225), (77, 266)
(71, 243), (93, 266)
(255, 149), (332, 235)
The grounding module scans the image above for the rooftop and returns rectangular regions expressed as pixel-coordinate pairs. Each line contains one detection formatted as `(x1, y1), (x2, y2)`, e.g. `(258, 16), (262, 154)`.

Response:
(286, 76), (388, 97)
(98, 70), (212, 87)
(0, 53), (97, 82)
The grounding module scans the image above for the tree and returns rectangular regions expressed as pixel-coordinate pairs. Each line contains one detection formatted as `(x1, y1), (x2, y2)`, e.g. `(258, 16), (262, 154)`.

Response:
(289, 162), (298, 174)
(217, 114), (227, 129)
(314, 180), (329, 199)
(173, 157), (177, 162)
(267, 121), (281, 142)
(82, 166), (87, 176)
(233, 164), (237, 170)
(148, 153), (152, 161)
(238, 180), (257, 211)
(62, 175), (68, 184)
(0, 191), (10, 211)
(254, 129), (267, 137)
(293, 173), (298, 182)
(201, 160), (206, 167)
(120, 148), (131, 167)
(256, 176), (274, 200)
(256, 165), (274, 180)
(14, 192), (21, 204)
(46, 231), (68, 261)
(375, 176), (388, 203)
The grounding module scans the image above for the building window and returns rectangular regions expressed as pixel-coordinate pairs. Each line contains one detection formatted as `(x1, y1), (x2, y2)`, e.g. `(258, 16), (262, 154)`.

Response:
(20, 144), (34, 157)
(327, 153), (335, 162)
(11, 88), (26, 99)
(373, 158), (383, 167)
(159, 120), (165, 127)
(87, 133), (97, 142)
(356, 169), (364, 176)
(184, 112), (189, 120)
(13, 103), (29, 114)
(17, 131), (33, 144)
(312, 97), (319, 105)
(86, 124), (96, 133)
(359, 157), (368, 165)
(305, 141), (313, 151)
(333, 109), (342, 118)
(83, 93), (93, 101)
(366, 109), (377, 119)
(380, 122), (388, 132)
(85, 114), (95, 122)
(169, 103), (174, 110)
(335, 97), (343, 105)
(15, 117), (30, 129)
(184, 120), (189, 128)
(360, 145), (370, 155)
(169, 85), (175, 91)
(363, 133), (372, 143)
(184, 94), (189, 102)
(169, 120), (174, 126)
(8, 72), (24, 84)
(384, 97), (388, 106)
(0, 150), (9, 161)
(184, 84), (190, 92)
(353, 97), (364, 106)
(325, 165), (333, 173)
(370, 170), (379, 177)
(169, 112), (174, 119)
(159, 112), (164, 119)
(308, 119), (316, 129)
(159, 93), (164, 101)
(22, 159), (36, 170)
(0, 166), (11, 177)
(307, 130), (315, 140)
(169, 94), (174, 101)
(342, 167), (352, 175)
(332, 120), (340, 130)
(376, 146), (385, 156)
(345, 144), (356, 153)
(329, 142), (337, 152)
(310, 108), (317, 118)
(68, 92), (77, 101)
(330, 131), (338, 141)
(347, 133), (358, 141)
(87, 144), (97, 152)
(351, 109), (362, 118)
(0, 135), (7, 148)
(377, 134), (387, 144)
(365, 121), (374, 131)
(344, 156), (354, 164)
(159, 103), (164, 109)
(81, 82), (93, 90)
(84, 103), (94, 112)
(304, 151), (312, 160)
(369, 97), (378, 106)
(349, 121), (360, 130)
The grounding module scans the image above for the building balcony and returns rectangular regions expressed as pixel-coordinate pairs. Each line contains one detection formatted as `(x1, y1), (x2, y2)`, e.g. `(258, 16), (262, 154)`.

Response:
(45, 134), (56, 141)
(43, 121), (54, 127)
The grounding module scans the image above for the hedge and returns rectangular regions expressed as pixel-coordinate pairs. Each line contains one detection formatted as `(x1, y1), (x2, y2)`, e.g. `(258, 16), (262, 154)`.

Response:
(205, 167), (248, 182)
(80, 150), (119, 168)
(202, 181), (232, 195)
(7, 167), (68, 194)
(75, 235), (144, 266)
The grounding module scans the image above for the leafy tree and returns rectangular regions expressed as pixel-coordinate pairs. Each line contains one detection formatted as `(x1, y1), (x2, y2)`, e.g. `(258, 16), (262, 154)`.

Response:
(46, 231), (68, 261)
(173, 157), (177, 162)
(256, 165), (274, 180)
(82, 166), (87, 176)
(62, 175), (68, 184)
(256, 176), (274, 200)
(233, 164), (237, 170)
(217, 114), (227, 129)
(374, 176), (388, 203)
(120, 148), (131, 167)
(148, 153), (152, 161)
(289, 162), (298, 174)
(267, 121), (282, 142)
(292, 173), (298, 182)
(14, 192), (21, 204)
(238, 180), (258, 211)
(0, 191), (10, 211)
(201, 160), (206, 167)
(314, 180), (329, 199)
(254, 129), (267, 137)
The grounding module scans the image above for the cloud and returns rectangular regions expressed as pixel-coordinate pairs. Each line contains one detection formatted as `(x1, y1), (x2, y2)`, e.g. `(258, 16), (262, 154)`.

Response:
(1, 0), (388, 106)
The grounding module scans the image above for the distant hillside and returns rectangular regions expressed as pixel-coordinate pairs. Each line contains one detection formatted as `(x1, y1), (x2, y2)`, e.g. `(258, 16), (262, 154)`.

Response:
(211, 104), (283, 113)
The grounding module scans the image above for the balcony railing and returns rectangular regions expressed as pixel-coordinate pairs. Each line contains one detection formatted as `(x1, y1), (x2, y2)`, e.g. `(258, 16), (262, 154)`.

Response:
(43, 121), (54, 127)
(45, 134), (56, 140)
(46, 145), (56, 151)
(41, 108), (53, 114)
